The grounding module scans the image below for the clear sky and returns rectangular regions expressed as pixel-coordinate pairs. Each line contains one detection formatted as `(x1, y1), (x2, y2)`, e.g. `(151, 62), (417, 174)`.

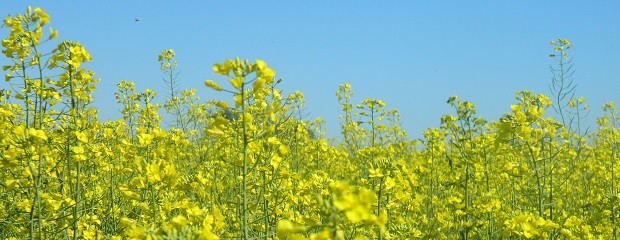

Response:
(3, 1), (619, 139)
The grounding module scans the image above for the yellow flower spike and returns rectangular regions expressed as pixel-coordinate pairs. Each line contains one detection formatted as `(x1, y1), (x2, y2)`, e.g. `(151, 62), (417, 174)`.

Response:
(204, 80), (222, 91)
(229, 76), (244, 90)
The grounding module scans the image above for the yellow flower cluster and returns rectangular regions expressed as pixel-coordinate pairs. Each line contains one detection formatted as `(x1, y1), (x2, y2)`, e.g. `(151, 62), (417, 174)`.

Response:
(1, 7), (620, 240)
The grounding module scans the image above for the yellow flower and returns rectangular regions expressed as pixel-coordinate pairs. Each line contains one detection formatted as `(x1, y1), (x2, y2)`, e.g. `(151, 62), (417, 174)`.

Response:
(0, 108), (11, 119)
(212, 62), (231, 75)
(75, 131), (89, 143)
(522, 222), (539, 238)
(230, 93), (242, 107)
(252, 77), (266, 92)
(212, 207), (225, 230)
(368, 168), (383, 178)
(137, 133), (153, 145)
(130, 177), (146, 189)
(278, 145), (289, 156)
(345, 205), (372, 223)
(204, 80), (222, 91)
(562, 216), (580, 228)
(48, 27), (58, 40)
(120, 189), (139, 200)
(333, 188), (376, 223)
(447, 196), (461, 205)
(186, 205), (203, 217)
(28, 128), (47, 141)
(34, 7), (49, 25)
(147, 162), (161, 182)
(270, 155), (282, 169)
(215, 101), (229, 109)
(267, 136), (280, 146)
(17, 199), (31, 213)
(526, 105), (543, 120)
(206, 128), (225, 136)
(4, 179), (18, 190)
(384, 176), (396, 190)
(197, 229), (220, 240)
(257, 66), (275, 81)
(229, 76), (244, 90)
(124, 225), (146, 239)
(243, 112), (253, 122)
(276, 220), (306, 237)
(72, 145), (85, 154)
(309, 230), (331, 240)
(171, 215), (188, 228)
(254, 59), (267, 70)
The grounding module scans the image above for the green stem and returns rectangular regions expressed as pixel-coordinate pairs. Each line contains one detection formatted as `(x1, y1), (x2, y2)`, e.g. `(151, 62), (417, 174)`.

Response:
(240, 81), (249, 239)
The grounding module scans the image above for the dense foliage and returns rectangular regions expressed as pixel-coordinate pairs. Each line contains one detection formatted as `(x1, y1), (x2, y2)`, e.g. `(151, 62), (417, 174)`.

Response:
(1, 7), (619, 240)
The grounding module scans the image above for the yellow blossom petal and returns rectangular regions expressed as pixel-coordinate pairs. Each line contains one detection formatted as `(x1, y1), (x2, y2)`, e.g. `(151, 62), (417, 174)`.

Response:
(229, 77), (244, 90)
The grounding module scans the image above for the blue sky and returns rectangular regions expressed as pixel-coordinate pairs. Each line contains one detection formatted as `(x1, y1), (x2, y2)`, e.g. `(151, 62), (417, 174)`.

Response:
(3, 1), (619, 139)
